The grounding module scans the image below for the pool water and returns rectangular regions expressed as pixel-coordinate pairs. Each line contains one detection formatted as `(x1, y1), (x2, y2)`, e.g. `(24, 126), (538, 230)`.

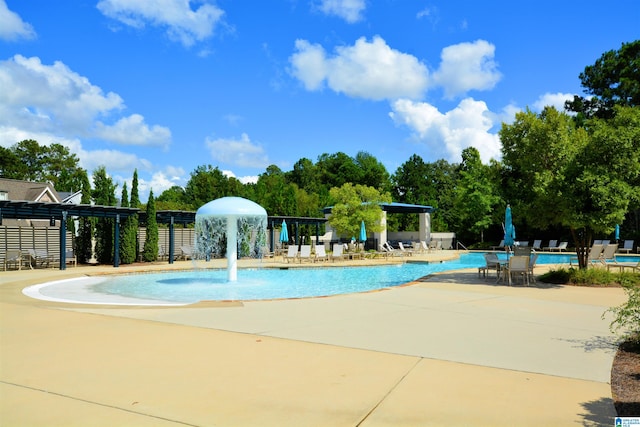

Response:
(29, 252), (640, 304)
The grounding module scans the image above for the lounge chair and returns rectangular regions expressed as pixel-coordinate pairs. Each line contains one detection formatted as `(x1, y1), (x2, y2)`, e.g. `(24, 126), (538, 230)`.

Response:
(314, 245), (328, 262)
(598, 243), (618, 265)
(542, 240), (558, 251)
(180, 245), (194, 260)
(607, 259), (640, 273)
(420, 241), (429, 253)
(3, 250), (23, 271)
(549, 241), (568, 252)
(330, 243), (344, 262)
(570, 244), (604, 266)
(532, 240), (542, 250)
(383, 242), (403, 257)
(284, 245), (298, 263)
(299, 245), (312, 263)
(505, 255), (530, 286)
(618, 240), (634, 254)
(398, 242), (413, 256)
(491, 240), (505, 250)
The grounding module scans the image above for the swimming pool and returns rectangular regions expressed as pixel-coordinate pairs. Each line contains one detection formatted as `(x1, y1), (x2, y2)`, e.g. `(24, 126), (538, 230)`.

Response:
(24, 252), (639, 305)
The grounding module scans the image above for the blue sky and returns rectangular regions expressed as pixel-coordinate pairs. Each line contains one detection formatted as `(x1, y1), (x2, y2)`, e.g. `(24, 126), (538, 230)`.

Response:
(1, 0), (638, 202)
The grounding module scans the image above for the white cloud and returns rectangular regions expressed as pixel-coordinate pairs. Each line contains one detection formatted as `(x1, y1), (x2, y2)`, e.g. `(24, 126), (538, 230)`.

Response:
(205, 133), (269, 168)
(95, 114), (171, 148)
(222, 170), (259, 184)
(0, 0), (36, 41)
(0, 55), (171, 147)
(532, 92), (575, 112)
(432, 40), (502, 99)
(0, 55), (123, 134)
(389, 97), (502, 163)
(317, 0), (365, 23)
(290, 36), (429, 100)
(97, 0), (225, 47)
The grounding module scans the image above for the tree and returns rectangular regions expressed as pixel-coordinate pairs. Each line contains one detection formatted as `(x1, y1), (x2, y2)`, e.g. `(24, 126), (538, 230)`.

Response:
(129, 169), (141, 261)
(75, 170), (94, 264)
(328, 183), (391, 239)
(92, 166), (117, 264)
(565, 40), (640, 122)
(354, 151), (391, 192)
(119, 182), (137, 264)
(157, 185), (188, 210)
(253, 165), (297, 215)
(2, 140), (82, 188)
(184, 165), (230, 209)
(454, 147), (500, 242)
(143, 189), (159, 262)
(316, 152), (361, 190)
(500, 106), (640, 268)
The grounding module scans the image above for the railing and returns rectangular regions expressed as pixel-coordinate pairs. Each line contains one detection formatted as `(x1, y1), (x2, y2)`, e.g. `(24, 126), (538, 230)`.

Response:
(456, 241), (469, 251)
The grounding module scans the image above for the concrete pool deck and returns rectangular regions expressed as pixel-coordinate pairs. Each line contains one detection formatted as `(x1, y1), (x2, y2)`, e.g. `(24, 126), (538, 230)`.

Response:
(0, 253), (629, 426)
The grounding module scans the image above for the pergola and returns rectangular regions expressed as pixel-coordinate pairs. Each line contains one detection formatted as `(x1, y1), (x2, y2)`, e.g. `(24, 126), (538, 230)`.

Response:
(0, 200), (139, 269)
(0, 200), (327, 269)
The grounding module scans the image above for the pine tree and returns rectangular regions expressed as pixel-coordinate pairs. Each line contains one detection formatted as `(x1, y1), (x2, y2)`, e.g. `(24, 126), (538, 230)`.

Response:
(92, 166), (117, 264)
(119, 182), (137, 264)
(75, 170), (94, 264)
(143, 189), (159, 262)
(130, 169), (141, 259)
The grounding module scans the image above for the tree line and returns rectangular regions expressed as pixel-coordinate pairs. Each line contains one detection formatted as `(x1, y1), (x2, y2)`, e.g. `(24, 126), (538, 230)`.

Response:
(1, 41), (638, 267)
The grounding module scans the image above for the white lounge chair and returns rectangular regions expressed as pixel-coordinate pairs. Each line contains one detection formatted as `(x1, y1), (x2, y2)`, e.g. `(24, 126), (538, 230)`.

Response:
(284, 245), (298, 263)
(549, 241), (568, 252)
(314, 245), (328, 262)
(532, 240), (542, 250)
(180, 245), (194, 260)
(299, 245), (312, 263)
(542, 240), (558, 251)
(330, 243), (344, 262)
(398, 242), (413, 256)
(528, 252), (539, 283)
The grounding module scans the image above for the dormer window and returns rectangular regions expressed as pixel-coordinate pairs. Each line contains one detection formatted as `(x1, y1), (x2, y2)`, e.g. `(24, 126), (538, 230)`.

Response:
(0, 191), (8, 200)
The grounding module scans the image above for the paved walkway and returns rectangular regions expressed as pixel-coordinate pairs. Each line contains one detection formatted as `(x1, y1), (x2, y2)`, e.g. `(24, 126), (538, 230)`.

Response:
(0, 255), (628, 426)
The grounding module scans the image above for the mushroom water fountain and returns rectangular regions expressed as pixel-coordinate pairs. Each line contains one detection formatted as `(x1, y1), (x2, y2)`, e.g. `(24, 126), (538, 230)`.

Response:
(194, 197), (268, 282)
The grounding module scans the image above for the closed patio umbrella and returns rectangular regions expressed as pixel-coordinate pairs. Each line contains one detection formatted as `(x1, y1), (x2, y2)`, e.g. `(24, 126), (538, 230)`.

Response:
(280, 220), (289, 244)
(359, 220), (366, 242)
(504, 205), (516, 250)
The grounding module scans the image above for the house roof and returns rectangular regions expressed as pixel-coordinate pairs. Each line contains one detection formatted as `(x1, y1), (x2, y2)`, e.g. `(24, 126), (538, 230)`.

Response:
(0, 178), (61, 203)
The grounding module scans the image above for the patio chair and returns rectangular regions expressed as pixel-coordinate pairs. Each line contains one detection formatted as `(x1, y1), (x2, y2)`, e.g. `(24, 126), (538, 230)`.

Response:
(284, 245), (298, 263)
(478, 253), (500, 279)
(65, 250), (77, 267)
(549, 241), (568, 252)
(528, 252), (539, 283)
(542, 240), (558, 251)
(532, 240), (542, 250)
(3, 250), (23, 271)
(28, 249), (52, 268)
(506, 255), (530, 286)
(420, 241), (429, 253)
(618, 240), (634, 254)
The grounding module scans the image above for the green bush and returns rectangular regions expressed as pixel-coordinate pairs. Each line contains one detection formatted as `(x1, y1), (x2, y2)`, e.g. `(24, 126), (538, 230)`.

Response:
(604, 283), (640, 342)
(539, 267), (640, 287)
